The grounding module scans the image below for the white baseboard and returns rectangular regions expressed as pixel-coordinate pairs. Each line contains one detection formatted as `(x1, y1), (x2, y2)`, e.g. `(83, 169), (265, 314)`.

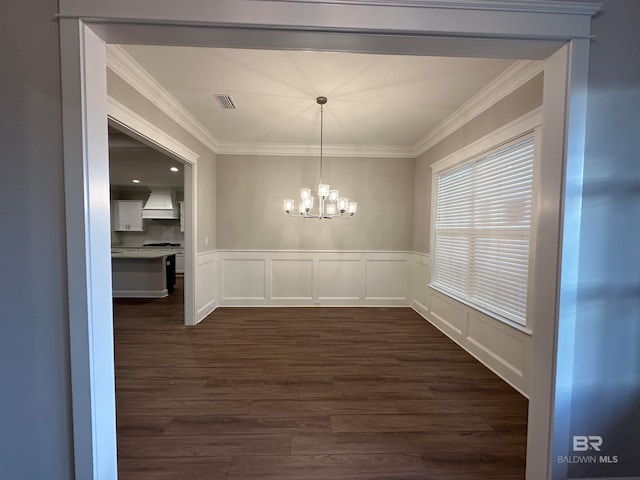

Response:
(196, 298), (217, 324)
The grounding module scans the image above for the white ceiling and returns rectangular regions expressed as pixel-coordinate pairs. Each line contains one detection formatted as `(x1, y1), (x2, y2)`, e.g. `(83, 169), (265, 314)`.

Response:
(109, 133), (184, 188)
(119, 45), (516, 151)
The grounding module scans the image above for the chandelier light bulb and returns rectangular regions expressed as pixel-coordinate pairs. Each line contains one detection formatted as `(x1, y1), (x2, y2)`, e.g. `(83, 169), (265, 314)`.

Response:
(302, 196), (314, 211)
(283, 199), (295, 213)
(329, 190), (339, 203)
(318, 184), (330, 198)
(347, 202), (358, 215)
(325, 203), (336, 216)
(300, 188), (311, 200)
(337, 197), (349, 212)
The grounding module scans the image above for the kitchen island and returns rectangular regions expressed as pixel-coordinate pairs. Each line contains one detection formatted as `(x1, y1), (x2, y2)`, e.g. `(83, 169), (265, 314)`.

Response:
(112, 251), (176, 298)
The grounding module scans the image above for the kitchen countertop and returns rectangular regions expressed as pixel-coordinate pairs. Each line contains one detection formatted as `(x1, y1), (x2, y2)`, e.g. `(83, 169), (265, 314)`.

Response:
(111, 251), (176, 259)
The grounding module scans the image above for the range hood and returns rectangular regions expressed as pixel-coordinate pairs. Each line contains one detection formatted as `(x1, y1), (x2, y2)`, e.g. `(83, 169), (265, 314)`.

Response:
(142, 190), (179, 220)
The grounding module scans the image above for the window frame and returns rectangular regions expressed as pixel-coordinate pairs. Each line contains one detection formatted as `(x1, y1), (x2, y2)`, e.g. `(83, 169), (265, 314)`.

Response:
(429, 108), (542, 334)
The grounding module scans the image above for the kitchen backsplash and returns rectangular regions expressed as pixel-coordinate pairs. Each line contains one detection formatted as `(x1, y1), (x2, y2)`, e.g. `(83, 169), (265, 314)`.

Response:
(112, 219), (184, 246)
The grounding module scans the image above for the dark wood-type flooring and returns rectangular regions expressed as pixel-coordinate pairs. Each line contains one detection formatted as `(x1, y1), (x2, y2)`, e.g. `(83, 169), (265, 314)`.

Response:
(114, 279), (528, 479)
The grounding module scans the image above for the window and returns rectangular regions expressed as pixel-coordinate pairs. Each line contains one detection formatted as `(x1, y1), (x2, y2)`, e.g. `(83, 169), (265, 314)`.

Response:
(431, 133), (535, 327)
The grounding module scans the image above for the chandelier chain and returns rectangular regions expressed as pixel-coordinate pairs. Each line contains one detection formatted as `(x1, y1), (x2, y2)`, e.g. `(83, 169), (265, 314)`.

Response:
(320, 103), (324, 184)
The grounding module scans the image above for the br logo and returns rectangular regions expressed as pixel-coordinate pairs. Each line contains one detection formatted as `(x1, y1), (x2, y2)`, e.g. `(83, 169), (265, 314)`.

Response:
(573, 436), (603, 452)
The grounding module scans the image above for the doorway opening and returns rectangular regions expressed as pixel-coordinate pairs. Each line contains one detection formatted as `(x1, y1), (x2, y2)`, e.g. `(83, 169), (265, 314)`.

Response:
(58, 4), (595, 478)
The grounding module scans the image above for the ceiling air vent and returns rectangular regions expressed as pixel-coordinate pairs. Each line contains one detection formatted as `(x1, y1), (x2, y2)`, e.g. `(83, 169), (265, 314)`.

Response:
(213, 94), (237, 109)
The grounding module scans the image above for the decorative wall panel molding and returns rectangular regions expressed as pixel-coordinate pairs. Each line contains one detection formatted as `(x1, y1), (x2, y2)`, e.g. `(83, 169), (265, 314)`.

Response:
(408, 252), (531, 396)
(196, 251), (217, 322)
(217, 250), (410, 307)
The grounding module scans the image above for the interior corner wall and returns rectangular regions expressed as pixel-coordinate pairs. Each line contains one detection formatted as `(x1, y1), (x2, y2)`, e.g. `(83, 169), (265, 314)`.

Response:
(106, 70), (216, 253)
(0, 0), (74, 478)
(409, 73), (544, 396)
(216, 154), (415, 251)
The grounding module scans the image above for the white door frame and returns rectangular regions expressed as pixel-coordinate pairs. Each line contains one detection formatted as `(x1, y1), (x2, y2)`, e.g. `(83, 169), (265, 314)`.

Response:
(57, 2), (600, 479)
(107, 98), (199, 328)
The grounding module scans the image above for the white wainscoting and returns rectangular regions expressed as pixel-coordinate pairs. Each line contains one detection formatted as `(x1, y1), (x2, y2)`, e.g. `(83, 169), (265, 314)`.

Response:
(195, 251), (217, 322)
(194, 249), (531, 395)
(217, 250), (410, 307)
(409, 252), (532, 397)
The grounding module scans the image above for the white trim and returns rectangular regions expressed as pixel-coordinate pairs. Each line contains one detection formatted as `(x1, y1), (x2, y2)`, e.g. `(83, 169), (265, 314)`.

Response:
(429, 285), (534, 335)
(267, 0), (601, 16)
(197, 298), (217, 319)
(107, 97), (200, 164)
(195, 250), (217, 323)
(112, 289), (168, 298)
(196, 250), (217, 265)
(106, 44), (220, 153)
(415, 60), (543, 156)
(411, 251), (431, 261)
(216, 249), (413, 254)
(60, 20), (118, 479)
(431, 106), (542, 173)
(217, 142), (415, 158)
(58, 0), (600, 40)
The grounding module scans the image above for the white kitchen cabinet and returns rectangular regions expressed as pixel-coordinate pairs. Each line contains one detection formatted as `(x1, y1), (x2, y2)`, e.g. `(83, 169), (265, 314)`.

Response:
(112, 200), (144, 232)
(179, 201), (184, 232)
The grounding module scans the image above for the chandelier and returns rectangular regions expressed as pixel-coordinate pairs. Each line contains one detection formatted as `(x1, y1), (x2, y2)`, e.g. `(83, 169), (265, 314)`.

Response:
(283, 97), (358, 219)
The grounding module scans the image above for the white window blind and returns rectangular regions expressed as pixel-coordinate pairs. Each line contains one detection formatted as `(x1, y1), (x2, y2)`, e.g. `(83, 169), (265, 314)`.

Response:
(432, 134), (535, 326)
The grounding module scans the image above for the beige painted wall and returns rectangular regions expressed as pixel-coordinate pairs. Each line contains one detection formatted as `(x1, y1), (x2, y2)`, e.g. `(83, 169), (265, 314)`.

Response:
(107, 70), (217, 252)
(412, 73), (544, 253)
(217, 154), (414, 250)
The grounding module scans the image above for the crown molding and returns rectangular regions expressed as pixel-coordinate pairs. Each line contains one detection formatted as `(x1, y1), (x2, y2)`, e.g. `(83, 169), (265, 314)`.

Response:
(413, 59), (544, 157)
(217, 142), (416, 158)
(106, 44), (220, 153)
(107, 45), (543, 159)
(430, 105), (542, 173)
(60, 0), (601, 19)
(270, 0), (601, 16)
(107, 44), (414, 158)
(107, 96), (200, 164)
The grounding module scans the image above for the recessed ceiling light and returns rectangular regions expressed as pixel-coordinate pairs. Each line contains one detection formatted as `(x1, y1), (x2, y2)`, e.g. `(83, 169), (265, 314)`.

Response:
(170, 167), (179, 172)
(132, 179), (141, 184)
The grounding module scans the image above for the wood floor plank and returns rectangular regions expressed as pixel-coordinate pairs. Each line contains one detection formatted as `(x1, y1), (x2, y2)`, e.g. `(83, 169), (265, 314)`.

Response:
(330, 414), (495, 433)
(114, 280), (527, 480)
(117, 457), (231, 480)
(118, 434), (291, 457)
(226, 454), (428, 480)
(117, 398), (252, 416)
(291, 432), (470, 455)
(250, 400), (409, 416)
(164, 415), (332, 435)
